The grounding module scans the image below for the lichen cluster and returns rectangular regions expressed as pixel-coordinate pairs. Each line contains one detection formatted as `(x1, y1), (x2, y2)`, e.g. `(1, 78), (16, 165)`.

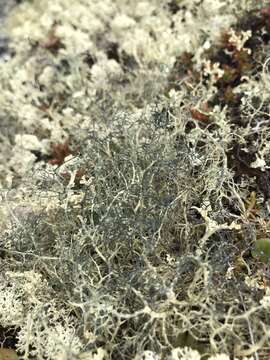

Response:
(1, 0), (270, 359)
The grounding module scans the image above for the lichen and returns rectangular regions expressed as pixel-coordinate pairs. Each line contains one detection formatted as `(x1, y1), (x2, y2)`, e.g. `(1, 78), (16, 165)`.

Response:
(1, 0), (270, 359)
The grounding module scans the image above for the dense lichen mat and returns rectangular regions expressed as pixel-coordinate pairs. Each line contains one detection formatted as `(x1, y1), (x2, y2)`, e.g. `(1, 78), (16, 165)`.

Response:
(1, 0), (270, 359)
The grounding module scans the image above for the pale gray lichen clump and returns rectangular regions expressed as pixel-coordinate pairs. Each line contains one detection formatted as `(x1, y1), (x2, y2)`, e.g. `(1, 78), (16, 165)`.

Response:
(1, 0), (270, 359)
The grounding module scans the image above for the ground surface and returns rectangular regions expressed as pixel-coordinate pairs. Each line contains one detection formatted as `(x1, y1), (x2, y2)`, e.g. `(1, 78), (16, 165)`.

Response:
(1, 1), (270, 359)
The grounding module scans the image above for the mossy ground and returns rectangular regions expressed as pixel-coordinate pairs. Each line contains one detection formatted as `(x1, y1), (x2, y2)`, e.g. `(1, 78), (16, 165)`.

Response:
(1, 1), (270, 359)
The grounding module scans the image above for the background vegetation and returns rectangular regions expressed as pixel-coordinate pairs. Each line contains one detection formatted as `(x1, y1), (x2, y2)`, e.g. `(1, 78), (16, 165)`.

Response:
(1, 0), (270, 359)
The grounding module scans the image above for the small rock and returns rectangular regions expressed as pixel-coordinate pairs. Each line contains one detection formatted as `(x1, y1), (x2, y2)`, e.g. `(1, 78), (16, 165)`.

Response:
(0, 349), (19, 360)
